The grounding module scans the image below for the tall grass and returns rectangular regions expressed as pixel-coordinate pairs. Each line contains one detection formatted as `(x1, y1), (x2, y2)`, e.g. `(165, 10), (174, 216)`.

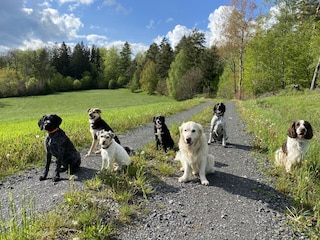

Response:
(0, 89), (205, 178)
(238, 90), (320, 237)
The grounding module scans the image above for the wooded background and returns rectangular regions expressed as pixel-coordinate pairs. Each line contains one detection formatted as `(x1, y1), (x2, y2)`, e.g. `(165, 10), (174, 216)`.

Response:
(0, 0), (319, 100)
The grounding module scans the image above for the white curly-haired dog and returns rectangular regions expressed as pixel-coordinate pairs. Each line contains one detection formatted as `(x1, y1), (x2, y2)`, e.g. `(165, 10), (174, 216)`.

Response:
(97, 130), (131, 171)
(275, 120), (313, 173)
(175, 121), (215, 185)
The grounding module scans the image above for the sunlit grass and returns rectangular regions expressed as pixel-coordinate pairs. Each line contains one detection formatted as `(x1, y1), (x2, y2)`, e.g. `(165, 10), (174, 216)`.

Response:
(238, 90), (320, 238)
(0, 89), (205, 178)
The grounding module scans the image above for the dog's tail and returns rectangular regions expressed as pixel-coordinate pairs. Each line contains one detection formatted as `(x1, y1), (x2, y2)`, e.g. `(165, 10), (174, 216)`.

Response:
(124, 146), (135, 156)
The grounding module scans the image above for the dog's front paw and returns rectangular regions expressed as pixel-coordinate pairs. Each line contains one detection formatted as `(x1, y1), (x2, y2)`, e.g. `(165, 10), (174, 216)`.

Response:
(53, 176), (61, 182)
(39, 175), (47, 181)
(201, 180), (209, 186)
(178, 176), (188, 183)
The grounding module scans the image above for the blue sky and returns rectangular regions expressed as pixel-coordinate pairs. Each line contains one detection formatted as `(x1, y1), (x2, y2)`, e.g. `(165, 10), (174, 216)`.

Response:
(0, 0), (268, 54)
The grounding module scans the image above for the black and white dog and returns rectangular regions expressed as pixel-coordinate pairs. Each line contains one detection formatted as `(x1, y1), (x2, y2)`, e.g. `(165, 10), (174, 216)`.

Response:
(86, 108), (121, 157)
(38, 114), (81, 182)
(208, 102), (228, 147)
(153, 115), (174, 152)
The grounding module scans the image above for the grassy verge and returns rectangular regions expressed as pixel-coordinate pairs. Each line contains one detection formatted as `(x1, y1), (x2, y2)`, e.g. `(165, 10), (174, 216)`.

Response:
(0, 89), (205, 178)
(238, 90), (320, 238)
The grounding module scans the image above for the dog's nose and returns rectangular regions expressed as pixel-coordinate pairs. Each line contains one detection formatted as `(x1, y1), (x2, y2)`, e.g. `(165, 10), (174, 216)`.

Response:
(186, 138), (192, 144)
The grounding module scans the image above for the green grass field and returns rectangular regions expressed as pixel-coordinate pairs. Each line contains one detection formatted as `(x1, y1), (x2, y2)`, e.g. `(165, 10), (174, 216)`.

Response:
(0, 89), (205, 177)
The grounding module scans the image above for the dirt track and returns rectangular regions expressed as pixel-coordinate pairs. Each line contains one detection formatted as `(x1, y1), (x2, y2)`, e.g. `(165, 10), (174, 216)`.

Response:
(0, 101), (303, 239)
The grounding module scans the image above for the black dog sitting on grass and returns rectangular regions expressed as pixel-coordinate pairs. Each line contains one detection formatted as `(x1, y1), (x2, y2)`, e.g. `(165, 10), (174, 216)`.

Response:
(38, 114), (81, 182)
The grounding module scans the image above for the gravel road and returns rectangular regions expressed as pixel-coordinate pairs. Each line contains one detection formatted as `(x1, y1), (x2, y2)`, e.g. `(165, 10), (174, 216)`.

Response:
(0, 101), (302, 239)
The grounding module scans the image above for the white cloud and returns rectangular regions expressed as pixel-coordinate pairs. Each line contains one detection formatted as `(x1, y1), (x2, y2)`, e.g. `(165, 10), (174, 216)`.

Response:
(207, 6), (233, 47)
(39, 8), (83, 39)
(166, 24), (192, 48)
(146, 20), (155, 29)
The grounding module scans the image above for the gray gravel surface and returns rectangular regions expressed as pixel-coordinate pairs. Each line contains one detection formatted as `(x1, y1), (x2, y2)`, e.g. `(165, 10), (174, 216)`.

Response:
(0, 101), (302, 239)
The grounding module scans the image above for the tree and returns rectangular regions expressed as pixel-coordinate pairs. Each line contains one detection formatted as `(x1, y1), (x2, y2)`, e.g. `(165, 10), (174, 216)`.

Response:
(70, 41), (90, 80)
(140, 60), (158, 94)
(167, 49), (189, 99)
(200, 46), (224, 97)
(219, 0), (257, 99)
(51, 42), (71, 77)
(118, 41), (132, 87)
(102, 47), (120, 88)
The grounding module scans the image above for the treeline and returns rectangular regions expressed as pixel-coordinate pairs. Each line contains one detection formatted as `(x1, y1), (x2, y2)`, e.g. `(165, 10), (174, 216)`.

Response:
(217, 0), (320, 99)
(2, 0), (319, 100)
(0, 30), (223, 100)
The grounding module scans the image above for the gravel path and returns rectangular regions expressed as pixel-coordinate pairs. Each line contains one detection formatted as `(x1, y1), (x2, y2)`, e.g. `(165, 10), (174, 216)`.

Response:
(0, 101), (301, 239)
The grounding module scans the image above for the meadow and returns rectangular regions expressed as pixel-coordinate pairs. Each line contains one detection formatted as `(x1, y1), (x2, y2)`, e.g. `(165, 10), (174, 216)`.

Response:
(0, 89), (205, 177)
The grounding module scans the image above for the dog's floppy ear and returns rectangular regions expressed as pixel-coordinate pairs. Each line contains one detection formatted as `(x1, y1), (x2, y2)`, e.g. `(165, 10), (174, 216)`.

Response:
(221, 103), (226, 112)
(109, 131), (115, 139)
(87, 108), (92, 113)
(52, 114), (62, 127)
(197, 123), (203, 135)
(304, 121), (313, 139)
(153, 116), (156, 122)
(287, 121), (297, 138)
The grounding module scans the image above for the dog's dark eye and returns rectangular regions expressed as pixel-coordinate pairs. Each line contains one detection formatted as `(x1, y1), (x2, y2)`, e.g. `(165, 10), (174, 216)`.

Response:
(192, 129), (196, 133)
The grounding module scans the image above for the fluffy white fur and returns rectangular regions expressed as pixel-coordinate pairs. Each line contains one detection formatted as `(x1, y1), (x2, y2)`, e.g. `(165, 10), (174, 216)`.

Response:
(175, 121), (215, 185)
(97, 130), (131, 171)
(275, 120), (313, 173)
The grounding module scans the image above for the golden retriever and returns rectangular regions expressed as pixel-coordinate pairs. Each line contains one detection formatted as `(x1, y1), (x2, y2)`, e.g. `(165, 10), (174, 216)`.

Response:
(175, 121), (215, 185)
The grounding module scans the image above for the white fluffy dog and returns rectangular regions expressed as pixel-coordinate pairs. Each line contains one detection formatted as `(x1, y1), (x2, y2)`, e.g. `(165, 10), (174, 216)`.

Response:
(175, 121), (215, 185)
(97, 130), (131, 171)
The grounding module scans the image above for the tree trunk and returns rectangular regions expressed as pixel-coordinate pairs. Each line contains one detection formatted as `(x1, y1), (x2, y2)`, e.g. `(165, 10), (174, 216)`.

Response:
(310, 57), (320, 90)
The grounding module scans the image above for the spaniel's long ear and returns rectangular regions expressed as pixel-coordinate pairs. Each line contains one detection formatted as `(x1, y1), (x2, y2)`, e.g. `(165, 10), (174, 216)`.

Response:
(305, 121), (313, 139)
(287, 122), (297, 138)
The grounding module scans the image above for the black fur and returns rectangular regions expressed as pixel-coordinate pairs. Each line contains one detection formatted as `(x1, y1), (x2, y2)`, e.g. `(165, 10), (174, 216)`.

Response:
(90, 117), (121, 144)
(213, 102), (226, 116)
(153, 115), (174, 152)
(38, 114), (81, 182)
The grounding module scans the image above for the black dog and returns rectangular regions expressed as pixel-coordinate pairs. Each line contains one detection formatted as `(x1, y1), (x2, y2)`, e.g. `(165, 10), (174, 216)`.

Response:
(38, 114), (81, 182)
(86, 108), (121, 157)
(153, 115), (174, 152)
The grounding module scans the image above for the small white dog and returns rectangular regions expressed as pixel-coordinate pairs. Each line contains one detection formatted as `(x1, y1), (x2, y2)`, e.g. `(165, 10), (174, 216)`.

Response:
(208, 102), (227, 147)
(275, 120), (313, 173)
(97, 130), (131, 171)
(175, 121), (215, 185)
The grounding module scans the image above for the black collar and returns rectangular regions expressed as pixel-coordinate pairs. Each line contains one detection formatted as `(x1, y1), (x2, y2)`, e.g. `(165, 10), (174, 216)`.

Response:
(101, 141), (112, 149)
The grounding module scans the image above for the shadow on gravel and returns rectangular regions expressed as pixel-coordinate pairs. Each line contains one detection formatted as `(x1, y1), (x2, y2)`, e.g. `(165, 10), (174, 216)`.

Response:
(225, 142), (253, 151)
(76, 167), (98, 182)
(208, 171), (291, 212)
(151, 175), (181, 195)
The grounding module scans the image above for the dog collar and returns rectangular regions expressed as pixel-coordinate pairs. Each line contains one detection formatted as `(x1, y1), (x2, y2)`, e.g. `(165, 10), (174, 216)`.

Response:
(101, 141), (113, 149)
(48, 128), (59, 134)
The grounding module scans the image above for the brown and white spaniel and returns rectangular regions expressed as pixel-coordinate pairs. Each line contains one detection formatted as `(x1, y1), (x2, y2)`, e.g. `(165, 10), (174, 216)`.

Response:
(275, 120), (313, 172)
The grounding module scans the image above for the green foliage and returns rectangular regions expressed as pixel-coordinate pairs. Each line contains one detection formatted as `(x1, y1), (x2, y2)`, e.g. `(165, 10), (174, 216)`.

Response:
(238, 91), (320, 237)
(140, 60), (158, 94)
(166, 49), (189, 99)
